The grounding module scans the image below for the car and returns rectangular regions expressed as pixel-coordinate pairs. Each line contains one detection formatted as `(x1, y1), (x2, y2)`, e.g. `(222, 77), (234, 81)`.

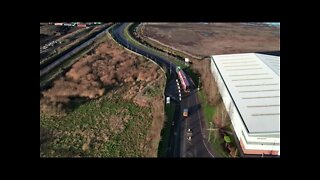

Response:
(187, 136), (192, 141)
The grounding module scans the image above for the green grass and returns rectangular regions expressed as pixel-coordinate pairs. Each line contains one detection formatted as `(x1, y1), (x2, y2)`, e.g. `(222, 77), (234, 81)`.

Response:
(144, 84), (163, 98)
(208, 132), (230, 157)
(198, 90), (216, 125)
(197, 89), (230, 157)
(157, 103), (176, 157)
(40, 94), (153, 157)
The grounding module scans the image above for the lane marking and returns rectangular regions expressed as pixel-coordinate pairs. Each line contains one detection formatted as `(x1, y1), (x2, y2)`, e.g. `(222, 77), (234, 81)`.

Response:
(194, 93), (214, 157)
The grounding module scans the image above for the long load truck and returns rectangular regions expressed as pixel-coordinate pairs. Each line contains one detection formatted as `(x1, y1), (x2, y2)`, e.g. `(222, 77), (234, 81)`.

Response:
(176, 66), (190, 93)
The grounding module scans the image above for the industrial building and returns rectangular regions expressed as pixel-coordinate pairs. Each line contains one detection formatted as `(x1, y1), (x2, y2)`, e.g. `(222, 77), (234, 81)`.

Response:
(210, 53), (280, 156)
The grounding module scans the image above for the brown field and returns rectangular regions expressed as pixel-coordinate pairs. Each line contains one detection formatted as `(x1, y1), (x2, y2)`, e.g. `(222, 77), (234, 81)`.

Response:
(141, 23), (280, 56)
(40, 34), (165, 157)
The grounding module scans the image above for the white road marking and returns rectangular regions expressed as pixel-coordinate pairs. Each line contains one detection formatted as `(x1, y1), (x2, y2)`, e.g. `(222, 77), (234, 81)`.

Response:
(194, 94), (215, 157)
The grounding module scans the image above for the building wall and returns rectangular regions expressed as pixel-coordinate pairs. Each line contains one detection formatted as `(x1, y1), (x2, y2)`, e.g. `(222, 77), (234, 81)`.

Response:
(210, 57), (280, 156)
(210, 56), (243, 140)
(240, 138), (279, 155)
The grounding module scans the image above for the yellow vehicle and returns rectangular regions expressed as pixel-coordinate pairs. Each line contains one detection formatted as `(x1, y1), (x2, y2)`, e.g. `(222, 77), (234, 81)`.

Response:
(183, 108), (188, 117)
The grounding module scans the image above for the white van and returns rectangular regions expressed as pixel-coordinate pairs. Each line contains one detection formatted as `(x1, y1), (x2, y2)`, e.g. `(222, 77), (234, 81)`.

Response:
(166, 97), (170, 104)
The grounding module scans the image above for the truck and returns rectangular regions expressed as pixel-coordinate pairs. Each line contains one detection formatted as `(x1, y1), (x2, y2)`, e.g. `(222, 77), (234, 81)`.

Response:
(183, 108), (188, 117)
(176, 66), (190, 93)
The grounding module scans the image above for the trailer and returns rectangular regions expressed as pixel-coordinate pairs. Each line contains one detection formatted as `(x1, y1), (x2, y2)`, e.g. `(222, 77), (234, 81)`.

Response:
(176, 66), (190, 93)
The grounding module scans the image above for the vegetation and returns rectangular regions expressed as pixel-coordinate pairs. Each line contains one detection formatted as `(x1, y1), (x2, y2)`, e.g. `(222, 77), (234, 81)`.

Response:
(199, 90), (216, 124)
(40, 94), (153, 157)
(158, 103), (176, 157)
(40, 34), (109, 90)
(40, 32), (166, 157)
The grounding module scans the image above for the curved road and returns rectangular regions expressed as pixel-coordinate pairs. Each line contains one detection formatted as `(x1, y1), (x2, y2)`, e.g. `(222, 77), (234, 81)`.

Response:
(111, 23), (214, 157)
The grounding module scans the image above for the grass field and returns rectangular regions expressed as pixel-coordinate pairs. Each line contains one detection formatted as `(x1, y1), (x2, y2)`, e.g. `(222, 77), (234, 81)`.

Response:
(40, 31), (166, 157)
(40, 93), (154, 157)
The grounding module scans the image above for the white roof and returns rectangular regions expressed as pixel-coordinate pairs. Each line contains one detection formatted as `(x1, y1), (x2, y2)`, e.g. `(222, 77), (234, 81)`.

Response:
(211, 53), (280, 134)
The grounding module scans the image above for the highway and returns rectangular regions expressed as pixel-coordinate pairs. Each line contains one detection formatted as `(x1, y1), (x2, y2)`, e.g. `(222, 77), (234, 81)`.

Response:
(40, 25), (111, 77)
(111, 23), (215, 157)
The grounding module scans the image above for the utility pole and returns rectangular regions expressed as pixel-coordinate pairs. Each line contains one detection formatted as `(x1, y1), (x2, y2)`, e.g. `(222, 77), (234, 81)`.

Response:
(198, 76), (201, 91)
(208, 122), (212, 141)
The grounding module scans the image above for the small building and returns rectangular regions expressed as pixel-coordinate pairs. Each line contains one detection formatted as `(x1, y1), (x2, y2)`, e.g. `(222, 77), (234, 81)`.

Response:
(210, 53), (280, 156)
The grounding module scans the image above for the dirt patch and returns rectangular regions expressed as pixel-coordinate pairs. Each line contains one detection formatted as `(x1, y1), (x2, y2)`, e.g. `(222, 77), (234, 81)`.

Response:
(141, 23), (280, 57)
(108, 111), (130, 134)
(40, 38), (163, 114)
(145, 97), (165, 157)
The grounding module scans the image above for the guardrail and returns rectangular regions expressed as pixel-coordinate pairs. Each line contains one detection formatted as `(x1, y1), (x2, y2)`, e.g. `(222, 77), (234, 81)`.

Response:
(40, 24), (113, 77)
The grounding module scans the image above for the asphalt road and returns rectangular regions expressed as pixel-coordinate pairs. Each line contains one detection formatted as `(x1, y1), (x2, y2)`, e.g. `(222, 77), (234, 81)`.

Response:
(40, 26), (110, 77)
(111, 23), (214, 157)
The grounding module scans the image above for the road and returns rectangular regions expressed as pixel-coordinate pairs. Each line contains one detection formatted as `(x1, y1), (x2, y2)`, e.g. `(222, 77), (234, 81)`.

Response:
(111, 23), (214, 157)
(40, 25), (111, 77)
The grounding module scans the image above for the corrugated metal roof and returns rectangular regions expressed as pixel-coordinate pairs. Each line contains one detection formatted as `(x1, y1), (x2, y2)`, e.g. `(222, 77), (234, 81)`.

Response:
(211, 53), (280, 133)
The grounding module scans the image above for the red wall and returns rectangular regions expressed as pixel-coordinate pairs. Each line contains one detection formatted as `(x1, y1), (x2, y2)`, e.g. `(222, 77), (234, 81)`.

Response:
(240, 138), (278, 156)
